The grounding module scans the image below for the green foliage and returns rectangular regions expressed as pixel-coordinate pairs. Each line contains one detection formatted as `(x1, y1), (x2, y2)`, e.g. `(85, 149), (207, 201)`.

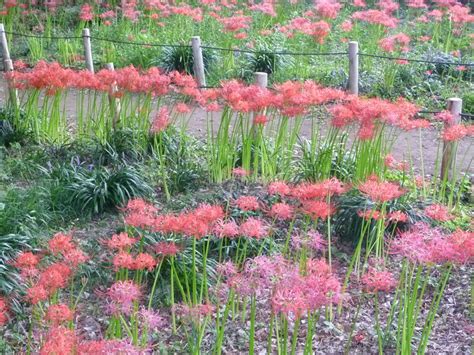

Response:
(147, 129), (206, 195)
(0, 108), (32, 147)
(47, 163), (153, 216)
(157, 45), (215, 75)
(240, 41), (292, 82)
(462, 92), (474, 114)
(295, 139), (355, 182)
(0, 186), (53, 236)
(0, 234), (34, 294)
(334, 192), (425, 246)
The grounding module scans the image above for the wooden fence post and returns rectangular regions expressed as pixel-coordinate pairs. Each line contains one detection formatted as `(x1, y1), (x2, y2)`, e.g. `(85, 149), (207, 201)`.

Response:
(191, 36), (206, 88)
(440, 98), (462, 182)
(82, 28), (94, 73)
(0, 24), (19, 108)
(105, 63), (120, 130)
(254, 72), (268, 88)
(348, 41), (359, 95)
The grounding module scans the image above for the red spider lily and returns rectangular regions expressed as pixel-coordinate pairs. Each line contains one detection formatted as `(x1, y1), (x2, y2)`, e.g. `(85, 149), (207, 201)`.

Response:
(216, 261), (238, 278)
(352, 9), (399, 28)
(176, 102), (191, 114)
(449, 230), (474, 264)
(45, 304), (74, 325)
(239, 217), (269, 239)
(79, 3), (93, 21)
(253, 114), (268, 125)
(269, 202), (294, 220)
(132, 253), (157, 271)
(112, 251), (135, 271)
(218, 15), (252, 32)
(249, 1), (276, 16)
(235, 196), (260, 211)
(213, 220), (240, 239)
(38, 263), (72, 292)
(442, 124), (470, 141)
(341, 20), (353, 32)
(291, 229), (327, 251)
(78, 339), (142, 354)
(435, 110), (455, 124)
(154, 241), (181, 256)
(11, 251), (40, 270)
(291, 178), (346, 201)
(329, 97), (422, 139)
(105, 232), (137, 251)
(388, 211), (408, 223)
(302, 200), (335, 220)
(425, 204), (454, 222)
(268, 181), (291, 196)
(379, 33), (410, 53)
(63, 248), (89, 269)
(358, 176), (406, 203)
(124, 211), (156, 229)
(0, 297), (8, 326)
(48, 232), (75, 255)
(232, 167), (250, 177)
(449, 4), (474, 24)
(407, 0), (427, 8)
(125, 198), (158, 214)
(138, 307), (166, 330)
(358, 209), (383, 220)
(315, 0), (342, 19)
(151, 106), (171, 133)
(40, 326), (77, 355)
(193, 204), (225, 225)
(220, 80), (273, 113)
(26, 285), (49, 305)
(384, 154), (409, 171)
(378, 0), (399, 14)
(361, 267), (397, 293)
(175, 302), (215, 322)
(107, 280), (142, 315)
(272, 258), (341, 317)
(390, 222), (473, 265)
(181, 214), (211, 239)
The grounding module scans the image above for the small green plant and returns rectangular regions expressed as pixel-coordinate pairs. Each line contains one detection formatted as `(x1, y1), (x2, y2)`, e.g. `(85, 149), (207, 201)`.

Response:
(157, 45), (215, 75)
(0, 233), (34, 294)
(65, 164), (153, 215)
(240, 41), (292, 82)
(462, 92), (474, 114)
(0, 108), (32, 147)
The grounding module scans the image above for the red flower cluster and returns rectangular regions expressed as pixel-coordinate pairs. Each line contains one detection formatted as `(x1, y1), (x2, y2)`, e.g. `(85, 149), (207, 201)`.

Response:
(45, 304), (74, 325)
(0, 297), (8, 326)
(358, 175), (406, 203)
(329, 97), (426, 140)
(361, 267), (397, 293)
(11, 232), (88, 305)
(390, 223), (474, 265)
(6, 62), (197, 98)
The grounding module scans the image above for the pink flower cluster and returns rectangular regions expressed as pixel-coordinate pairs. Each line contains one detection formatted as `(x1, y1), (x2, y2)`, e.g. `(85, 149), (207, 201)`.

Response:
(390, 223), (474, 265)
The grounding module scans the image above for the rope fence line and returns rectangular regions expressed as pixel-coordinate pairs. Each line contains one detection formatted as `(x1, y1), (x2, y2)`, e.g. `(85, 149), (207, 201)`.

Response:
(359, 53), (474, 67)
(418, 110), (473, 121)
(2, 30), (474, 67)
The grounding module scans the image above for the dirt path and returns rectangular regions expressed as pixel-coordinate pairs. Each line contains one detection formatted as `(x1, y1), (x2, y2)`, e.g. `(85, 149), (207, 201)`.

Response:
(1, 74), (472, 176)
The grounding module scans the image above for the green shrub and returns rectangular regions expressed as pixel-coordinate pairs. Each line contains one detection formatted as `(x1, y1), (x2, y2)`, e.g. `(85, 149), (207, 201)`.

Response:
(157, 45), (215, 75)
(65, 164), (153, 215)
(0, 108), (32, 147)
(462, 92), (474, 114)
